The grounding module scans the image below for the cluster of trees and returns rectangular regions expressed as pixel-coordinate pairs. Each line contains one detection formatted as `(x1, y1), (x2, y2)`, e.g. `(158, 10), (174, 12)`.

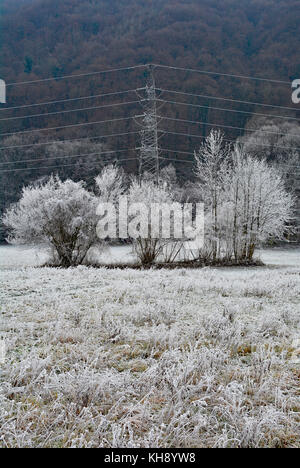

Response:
(1, 118), (299, 244)
(3, 131), (294, 267)
(239, 117), (300, 239)
(194, 131), (294, 262)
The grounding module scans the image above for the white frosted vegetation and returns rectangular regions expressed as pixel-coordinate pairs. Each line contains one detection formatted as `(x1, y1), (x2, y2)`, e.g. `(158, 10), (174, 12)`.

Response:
(2, 176), (101, 268)
(194, 131), (294, 263)
(0, 259), (299, 448)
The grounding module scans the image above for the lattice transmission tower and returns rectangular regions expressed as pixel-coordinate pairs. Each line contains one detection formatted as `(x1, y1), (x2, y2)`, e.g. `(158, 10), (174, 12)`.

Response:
(136, 65), (160, 184)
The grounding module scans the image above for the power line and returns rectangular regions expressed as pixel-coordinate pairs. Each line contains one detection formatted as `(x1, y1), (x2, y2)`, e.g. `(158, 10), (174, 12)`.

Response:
(153, 63), (291, 85)
(157, 88), (299, 112)
(0, 156), (138, 173)
(157, 98), (300, 122)
(160, 150), (300, 168)
(160, 148), (194, 156)
(1, 84), (296, 115)
(0, 115), (142, 137)
(163, 148), (300, 167)
(164, 157), (300, 172)
(160, 158), (300, 172)
(0, 99), (142, 122)
(0, 152), (198, 173)
(0, 147), (139, 166)
(159, 156), (193, 164)
(2, 112), (296, 143)
(1, 133), (298, 171)
(1, 64), (299, 180)
(158, 115), (300, 139)
(0, 89), (143, 112)
(159, 130), (300, 152)
(1, 126), (298, 157)
(6, 62), (292, 87)
(6, 64), (147, 86)
(1, 150), (299, 174)
(0, 130), (140, 150)
(2, 125), (298, 157)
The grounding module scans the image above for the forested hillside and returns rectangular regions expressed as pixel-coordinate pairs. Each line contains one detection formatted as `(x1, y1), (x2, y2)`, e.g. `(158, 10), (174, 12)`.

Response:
(1, 0), (300, 85)
(0, 0), (300, 240)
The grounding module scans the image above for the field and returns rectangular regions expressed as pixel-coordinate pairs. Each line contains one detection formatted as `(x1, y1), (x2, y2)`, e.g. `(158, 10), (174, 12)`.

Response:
(0, 246), (299, 448)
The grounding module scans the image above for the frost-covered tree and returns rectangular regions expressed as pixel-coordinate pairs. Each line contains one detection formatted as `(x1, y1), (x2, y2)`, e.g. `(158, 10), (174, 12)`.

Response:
(95, 164), (125, 203)
(194, 131), (294, 263)
(128, 178), (180, 265)
(194, 130), (230, 260)
(240, 117), (300, 164)
(238, 117), (300, 242)
(3, 176), (99, 267)
(224, 146), (294, 260)
(95, 164), (128, 244)
(0, 133), (109, 243)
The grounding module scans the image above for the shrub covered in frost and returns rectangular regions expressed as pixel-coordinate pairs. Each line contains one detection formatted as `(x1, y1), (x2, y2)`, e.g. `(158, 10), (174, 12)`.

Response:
(3, 176), (100, 267)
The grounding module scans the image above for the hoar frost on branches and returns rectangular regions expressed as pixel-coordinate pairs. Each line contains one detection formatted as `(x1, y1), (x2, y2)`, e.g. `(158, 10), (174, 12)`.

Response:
(95, 164), (125, 204)
(194, 130), (230, 261)
(128, 178), (180, 265)
(2, 138), (294, 267)
(3, 176), (100, 267)
(224, 146), (294, 260)
(194, 131), (294, 262)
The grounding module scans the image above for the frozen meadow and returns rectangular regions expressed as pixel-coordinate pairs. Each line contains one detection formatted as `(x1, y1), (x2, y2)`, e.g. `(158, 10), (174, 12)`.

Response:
(0, 245), (299, 448)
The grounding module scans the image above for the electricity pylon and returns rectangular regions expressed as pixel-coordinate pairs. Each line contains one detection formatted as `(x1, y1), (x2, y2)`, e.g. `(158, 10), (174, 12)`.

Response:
(137, 65), (160, 184)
